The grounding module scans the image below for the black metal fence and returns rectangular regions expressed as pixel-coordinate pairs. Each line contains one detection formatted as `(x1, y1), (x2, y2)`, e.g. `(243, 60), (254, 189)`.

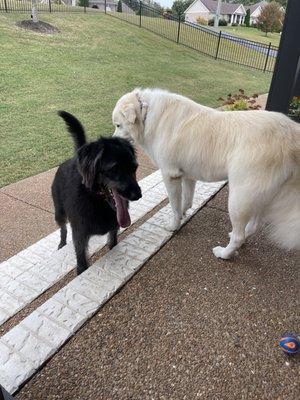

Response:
(0, 0), (89, 13)
(0, 0), (278, 72)
(108, 3), (278, 73)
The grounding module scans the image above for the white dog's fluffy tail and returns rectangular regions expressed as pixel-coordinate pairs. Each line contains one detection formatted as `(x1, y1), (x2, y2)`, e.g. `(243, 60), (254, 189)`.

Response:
(265, 126), (300, 251)
(266, 171), (300, 251)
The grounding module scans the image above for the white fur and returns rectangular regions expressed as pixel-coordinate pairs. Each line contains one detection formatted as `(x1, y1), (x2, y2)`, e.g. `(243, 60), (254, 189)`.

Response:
(112, 88), (300, 259)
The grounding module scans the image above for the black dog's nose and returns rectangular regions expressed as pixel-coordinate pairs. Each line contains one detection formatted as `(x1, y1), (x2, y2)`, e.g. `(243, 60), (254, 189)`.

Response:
(129, 186), (142, 201)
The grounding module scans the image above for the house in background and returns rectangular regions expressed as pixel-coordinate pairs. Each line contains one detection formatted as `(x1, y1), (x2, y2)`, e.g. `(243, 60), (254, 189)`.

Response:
(184, 0), (246, 25)
(88, 0), (117, 11)
(245, 1), (268, 26)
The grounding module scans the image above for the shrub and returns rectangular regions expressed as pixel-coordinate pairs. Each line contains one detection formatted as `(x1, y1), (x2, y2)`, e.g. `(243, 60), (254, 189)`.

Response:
(208, 18), (227, 26)
(231, 22), (238, 27)
(288, 96), (300, 119)
(117, 0), (122, 12)
(78, 0), (89, 7)
(245, 9), (250, 27)
(78, 0), (88, 6)
(218, 89), (261, 111)
(219, 19), (228, 26)
(196, 16), (208, 25)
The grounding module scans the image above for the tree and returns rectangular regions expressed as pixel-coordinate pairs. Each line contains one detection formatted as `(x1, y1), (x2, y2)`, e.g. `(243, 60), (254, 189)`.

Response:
(117, 0), (122, 12)
(172, 0), (193, 19)
(257, 1), (284, 36)
(244, 8), (250, 27)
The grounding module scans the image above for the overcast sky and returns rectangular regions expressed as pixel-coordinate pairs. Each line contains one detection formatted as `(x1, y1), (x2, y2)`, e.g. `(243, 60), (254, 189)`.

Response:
(157, 0), (174, 8)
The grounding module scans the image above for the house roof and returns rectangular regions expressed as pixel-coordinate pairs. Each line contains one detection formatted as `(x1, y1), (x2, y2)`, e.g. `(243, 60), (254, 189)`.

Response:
(185, 0), (246, 15)
(245, 1), (268, 15)
(201, 0), (243, 14)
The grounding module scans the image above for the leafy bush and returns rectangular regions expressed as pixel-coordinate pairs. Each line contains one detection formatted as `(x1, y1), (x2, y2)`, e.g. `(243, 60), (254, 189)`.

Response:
(219, 19), (228, 26)
(196, 16), (208, 25)
(208, 18), (227, 26)
(288, 96), (300, 119)
(78, 0), (88, 6)
(218, 89), (261, 111)
(245, 9), (250, 27)
(231, 22), (238, 27)
(117, 0), (122, 13)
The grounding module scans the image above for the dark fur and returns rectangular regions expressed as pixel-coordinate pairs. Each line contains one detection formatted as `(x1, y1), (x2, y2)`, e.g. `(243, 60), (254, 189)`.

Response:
(52, 111), (141, 275)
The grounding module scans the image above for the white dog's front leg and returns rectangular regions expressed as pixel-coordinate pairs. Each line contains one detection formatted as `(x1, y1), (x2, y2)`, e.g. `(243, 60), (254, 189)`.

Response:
(182, 177), (196, 215)
(163, 174), (182, 231)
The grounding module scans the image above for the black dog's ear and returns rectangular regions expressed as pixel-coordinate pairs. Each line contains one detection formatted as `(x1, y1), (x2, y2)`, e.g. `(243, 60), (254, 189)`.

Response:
(77, 142), (103, 189)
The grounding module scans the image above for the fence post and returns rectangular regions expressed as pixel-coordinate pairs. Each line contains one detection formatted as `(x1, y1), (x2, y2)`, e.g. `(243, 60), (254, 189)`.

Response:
(176, 14), (181, 44)
(215, 30), (222, 59)
(105, 0), (107, 14)
(4, 0), (8, 12)
(263, 42), (272, 72)
(139, 1), (142, 28)
(48, 0), (51, 13)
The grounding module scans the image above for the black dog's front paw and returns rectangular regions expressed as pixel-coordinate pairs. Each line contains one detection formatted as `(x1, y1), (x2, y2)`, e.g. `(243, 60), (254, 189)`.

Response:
(107, 228), (118, 250)
(57, 241), (66, 250)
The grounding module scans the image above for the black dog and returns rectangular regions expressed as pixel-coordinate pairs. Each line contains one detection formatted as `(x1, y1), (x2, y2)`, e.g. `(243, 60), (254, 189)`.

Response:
(51, 111), (142, 275)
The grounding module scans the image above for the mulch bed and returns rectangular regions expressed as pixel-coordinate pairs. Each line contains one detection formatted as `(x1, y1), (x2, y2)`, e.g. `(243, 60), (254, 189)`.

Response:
(16, 20), (59, 34)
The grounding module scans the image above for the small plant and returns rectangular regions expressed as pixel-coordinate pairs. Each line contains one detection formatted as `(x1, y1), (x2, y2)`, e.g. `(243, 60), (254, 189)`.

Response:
(196, 16), (208, 25)
(288, 96), (300, 119)
(218, 89), (261, 111)
(231, 22), (238, 27)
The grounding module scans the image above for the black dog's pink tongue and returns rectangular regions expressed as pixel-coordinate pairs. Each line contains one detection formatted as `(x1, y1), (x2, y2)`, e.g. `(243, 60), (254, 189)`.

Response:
(112, 190), (131, 228)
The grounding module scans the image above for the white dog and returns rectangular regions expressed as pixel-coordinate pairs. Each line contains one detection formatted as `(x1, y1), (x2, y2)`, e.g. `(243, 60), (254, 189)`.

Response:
(112, 88), (300, 259)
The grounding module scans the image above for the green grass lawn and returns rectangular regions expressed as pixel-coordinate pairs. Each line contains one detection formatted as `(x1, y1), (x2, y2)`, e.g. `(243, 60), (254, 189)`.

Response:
(0, 12), (271, 187)
(220, 26), (281, 47)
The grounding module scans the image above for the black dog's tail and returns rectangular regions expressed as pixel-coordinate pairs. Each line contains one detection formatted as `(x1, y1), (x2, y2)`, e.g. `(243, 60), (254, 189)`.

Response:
(58, 111), (86, 151)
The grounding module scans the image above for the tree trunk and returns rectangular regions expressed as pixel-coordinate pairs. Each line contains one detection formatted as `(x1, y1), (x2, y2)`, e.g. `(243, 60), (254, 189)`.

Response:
(32, 0), (38, 23)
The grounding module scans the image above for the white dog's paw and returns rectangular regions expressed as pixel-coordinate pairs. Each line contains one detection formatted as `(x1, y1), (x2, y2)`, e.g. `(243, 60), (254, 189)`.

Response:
(165, 219), (181, 232)
(182, 203), (192, 216)
(212, 246), (235, 260)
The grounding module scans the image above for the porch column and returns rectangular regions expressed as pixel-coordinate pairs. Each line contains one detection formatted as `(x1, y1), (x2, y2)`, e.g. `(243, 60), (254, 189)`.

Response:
(230, 14), (234, 25)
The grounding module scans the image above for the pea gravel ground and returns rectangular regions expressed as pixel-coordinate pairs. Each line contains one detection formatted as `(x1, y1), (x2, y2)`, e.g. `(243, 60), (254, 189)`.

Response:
(16, 187), (299, 400)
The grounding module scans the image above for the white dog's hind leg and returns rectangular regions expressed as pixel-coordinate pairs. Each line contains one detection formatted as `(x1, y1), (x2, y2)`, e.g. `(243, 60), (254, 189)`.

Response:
(163, 174), (183, 231)
(182, 177), (196, 215)
(245, 217), (261, 239)
(228, 216), (260, 240)
(213, 188), (255, 259)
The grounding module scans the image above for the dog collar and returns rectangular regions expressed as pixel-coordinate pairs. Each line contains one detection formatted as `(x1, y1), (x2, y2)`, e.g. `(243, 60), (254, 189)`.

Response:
(89, 186), (116, 211)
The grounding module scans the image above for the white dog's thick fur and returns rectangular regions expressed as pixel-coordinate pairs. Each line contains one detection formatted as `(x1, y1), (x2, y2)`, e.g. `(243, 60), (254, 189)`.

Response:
(112, 88), (300, 259)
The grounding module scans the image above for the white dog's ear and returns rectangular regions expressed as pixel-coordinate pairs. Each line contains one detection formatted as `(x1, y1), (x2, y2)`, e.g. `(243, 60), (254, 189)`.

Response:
(122, 104), (136, 124)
